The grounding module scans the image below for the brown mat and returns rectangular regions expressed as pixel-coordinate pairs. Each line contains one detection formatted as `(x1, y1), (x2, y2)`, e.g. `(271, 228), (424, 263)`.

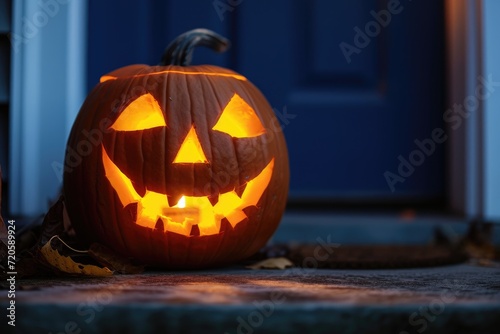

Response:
(258, 244), (468, 269)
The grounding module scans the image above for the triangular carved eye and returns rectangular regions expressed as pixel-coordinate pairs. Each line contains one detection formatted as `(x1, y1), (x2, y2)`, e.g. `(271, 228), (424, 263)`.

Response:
(212, 93), (266, 138)
(173, 126), (208, 164)
(110, 93), (166, 131)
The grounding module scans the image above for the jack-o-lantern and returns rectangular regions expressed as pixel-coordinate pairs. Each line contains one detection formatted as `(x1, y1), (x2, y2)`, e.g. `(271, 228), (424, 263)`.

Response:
(63, 29), (289, 268)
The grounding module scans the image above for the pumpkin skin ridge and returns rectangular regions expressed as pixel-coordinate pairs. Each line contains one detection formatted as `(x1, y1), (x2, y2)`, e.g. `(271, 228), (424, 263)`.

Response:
(68, 83), (129, 250)
(226, 80), (286, 259)
(183, 65), (197, 202)
(197, 72), (244, 263)
(218, 73), (288, 257)
(110, 161), (131, 254)
(192, 66), (223, 200)
(213, 71), (272, 195)
(192, 73), (239, 263)
(243, 82), (289, 256)
(69, 86), (125, 246)
(199, 69), (218, 197)
(104, 92), (133, 253)
(99, 87), (122, 248)
(206, 77), (260, 260)
(198, 66), (243, 195)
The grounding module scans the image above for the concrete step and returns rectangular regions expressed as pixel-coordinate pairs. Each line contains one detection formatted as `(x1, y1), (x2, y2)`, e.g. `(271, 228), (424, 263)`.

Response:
(2, 264), (499, 334)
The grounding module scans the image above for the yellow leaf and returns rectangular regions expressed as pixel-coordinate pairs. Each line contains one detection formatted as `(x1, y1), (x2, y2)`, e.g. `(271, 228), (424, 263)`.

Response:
(40, 236), (113, 277)
(246, 257), (294, 270)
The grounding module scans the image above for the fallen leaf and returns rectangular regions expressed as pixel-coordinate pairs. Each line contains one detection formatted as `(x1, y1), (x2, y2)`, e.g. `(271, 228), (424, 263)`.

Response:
(470, 258), (500, 268)
(40, 236), (113, 277)
(246, 257), (294, 270)
(464, 242), (495, 261)
(89, 243), (144, 274)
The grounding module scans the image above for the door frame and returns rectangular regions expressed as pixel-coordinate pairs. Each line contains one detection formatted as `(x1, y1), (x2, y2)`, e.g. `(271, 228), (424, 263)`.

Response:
(446, 0), (500, 222)
(9, 0), (87, 216)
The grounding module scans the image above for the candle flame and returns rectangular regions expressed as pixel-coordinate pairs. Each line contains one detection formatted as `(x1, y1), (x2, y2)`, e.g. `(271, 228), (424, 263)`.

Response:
(177, 196), (186, 208)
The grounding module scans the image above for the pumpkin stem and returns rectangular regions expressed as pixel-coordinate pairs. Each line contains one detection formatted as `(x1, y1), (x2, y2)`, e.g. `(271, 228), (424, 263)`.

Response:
(159, 29), (230, 66)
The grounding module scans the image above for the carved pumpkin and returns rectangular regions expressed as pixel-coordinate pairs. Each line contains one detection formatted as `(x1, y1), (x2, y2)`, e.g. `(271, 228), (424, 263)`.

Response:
(63, 29), (289, 268)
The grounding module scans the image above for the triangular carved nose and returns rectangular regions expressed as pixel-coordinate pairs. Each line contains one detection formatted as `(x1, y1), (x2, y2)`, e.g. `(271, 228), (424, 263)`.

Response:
(173, 125), (208, 164)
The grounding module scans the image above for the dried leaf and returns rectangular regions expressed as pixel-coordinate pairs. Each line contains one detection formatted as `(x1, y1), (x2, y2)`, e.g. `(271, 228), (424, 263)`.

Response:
(464, 242), (496, 261)
(89, 243), (144, 274)
(469, 258), (500, 268)
(40, 236), (113, 277)
(246, 257), (294, 270)
(456, 221), (498, 267)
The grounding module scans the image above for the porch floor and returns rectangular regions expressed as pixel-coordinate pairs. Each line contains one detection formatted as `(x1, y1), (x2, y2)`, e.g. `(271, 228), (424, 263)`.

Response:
(2, 212), (500, 333)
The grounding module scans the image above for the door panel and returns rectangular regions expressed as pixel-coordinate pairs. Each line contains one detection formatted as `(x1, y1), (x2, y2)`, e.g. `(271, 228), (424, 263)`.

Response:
(234, 0), (445, 200)
(88, 0), (445, 203)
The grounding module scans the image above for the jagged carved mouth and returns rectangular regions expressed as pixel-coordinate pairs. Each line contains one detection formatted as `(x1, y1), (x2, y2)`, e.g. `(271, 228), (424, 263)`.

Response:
(102, 147), (274, 236)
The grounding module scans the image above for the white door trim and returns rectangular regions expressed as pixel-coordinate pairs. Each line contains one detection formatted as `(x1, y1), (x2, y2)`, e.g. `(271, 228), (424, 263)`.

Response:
(446, 0), (500, 222)
(9, 0), (87, 216)
(482, 0), (500, 221)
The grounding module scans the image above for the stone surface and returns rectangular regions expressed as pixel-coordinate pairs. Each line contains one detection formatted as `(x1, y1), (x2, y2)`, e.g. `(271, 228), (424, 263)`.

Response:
(2, 212), (499, 333)
(1, 264), (500, 333)
(274, 212), (477, 245)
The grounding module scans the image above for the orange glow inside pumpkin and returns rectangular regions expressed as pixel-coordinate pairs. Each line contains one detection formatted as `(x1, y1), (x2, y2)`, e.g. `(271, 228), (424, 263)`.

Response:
(100, 70), (248, 83)
(110, 93), (166, 131)
(102, 147), (274, 236)
(173, 126), (208, 164)
(103, 91), (274, 236)
(212, 94), (266, 138)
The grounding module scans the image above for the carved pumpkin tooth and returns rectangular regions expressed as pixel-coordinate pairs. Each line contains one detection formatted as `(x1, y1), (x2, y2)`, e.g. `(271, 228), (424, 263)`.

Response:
(235, 184), (247, 198)
(208, 194), (219, 206)
(190, 225), (200, 237)
(132, 181), (146, 197)
(124, 203), (138, 219)
(154, 218), (164, 231)
(167, 194), (183, 207)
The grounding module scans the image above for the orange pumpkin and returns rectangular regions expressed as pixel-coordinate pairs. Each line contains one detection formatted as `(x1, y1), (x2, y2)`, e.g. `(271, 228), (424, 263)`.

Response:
(63, 29), (289, 268)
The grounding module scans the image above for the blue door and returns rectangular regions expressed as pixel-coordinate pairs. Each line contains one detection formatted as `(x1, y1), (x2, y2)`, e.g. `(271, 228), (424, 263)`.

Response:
(88, 0), (445, 204)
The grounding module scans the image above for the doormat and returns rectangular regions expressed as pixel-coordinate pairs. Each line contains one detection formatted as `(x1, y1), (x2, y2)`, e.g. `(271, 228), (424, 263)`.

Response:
(253, 244), (468, 269)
